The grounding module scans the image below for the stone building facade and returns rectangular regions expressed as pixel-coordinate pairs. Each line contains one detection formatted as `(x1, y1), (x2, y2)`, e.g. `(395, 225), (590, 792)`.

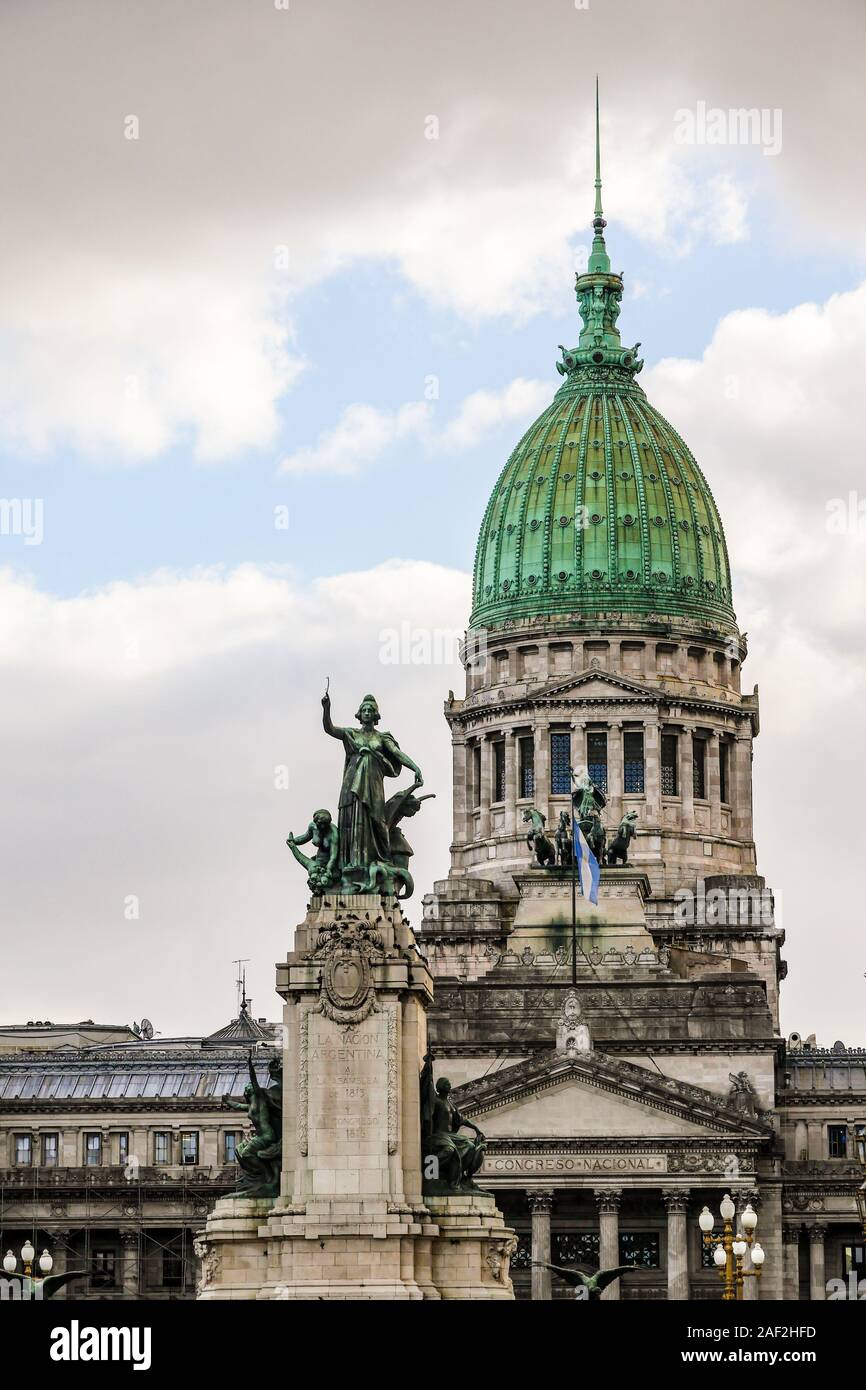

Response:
(0, 1004), (279, 1300)
(416, 128), (865, 1300)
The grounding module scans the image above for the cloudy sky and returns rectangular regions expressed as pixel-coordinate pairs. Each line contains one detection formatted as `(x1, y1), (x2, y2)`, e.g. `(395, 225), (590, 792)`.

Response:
(0, 0), (863, 1041)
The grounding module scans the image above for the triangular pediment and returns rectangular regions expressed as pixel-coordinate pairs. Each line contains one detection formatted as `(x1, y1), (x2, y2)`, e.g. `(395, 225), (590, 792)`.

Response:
(453, 1048), (772, 1139)
(532, 668), (657, 704)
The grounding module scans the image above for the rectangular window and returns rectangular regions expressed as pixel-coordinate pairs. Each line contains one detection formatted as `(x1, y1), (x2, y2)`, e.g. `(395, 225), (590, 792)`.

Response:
(550, 732), (571, 795)
(117, 1132), (129, 1166)
(828, 1124), (848, 1158)
(693, 738), (706, 799)
(518, 736), (535, 798)
(180, 1131), (199, 1165)
(587, 731), (608, 794)
(492, 741), (505, 803)
(14, 1134), (32, 1166)
(162, 1246), (184, 1290)
(154, 1131), (171, 1165)
(41, 1133), (59, 1167)
(619, 1232), (660, 1269)
(224, 1131), (241, 1164)
(843, 1244), (866, 1280)
(92, 1250), (117, 1289)
(623, 731), (645, 794)
(553, 1232), (600, 1269)
(719, 741), (730, 803)
(661, 734), (678, 796)
(84, 1133), (102, 1167)
(472, 745), (481, 808)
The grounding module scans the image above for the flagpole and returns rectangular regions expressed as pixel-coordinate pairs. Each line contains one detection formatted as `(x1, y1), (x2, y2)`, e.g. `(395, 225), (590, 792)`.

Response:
(569, 766), (577, 988)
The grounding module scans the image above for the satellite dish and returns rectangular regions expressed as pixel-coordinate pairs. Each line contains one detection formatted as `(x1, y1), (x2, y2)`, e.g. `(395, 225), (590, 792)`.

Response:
(139, 1018), (154, 1040)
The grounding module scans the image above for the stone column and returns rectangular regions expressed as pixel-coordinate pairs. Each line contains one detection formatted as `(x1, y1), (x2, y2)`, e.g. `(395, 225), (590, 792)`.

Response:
(119, 1228), (141, 1300)
(754, 1182), (783, 1302)
(594, 1190), (622, 1300)
(534, 721), (550, 819)
(572, 721), (587, 779)
(707, 731), (722, 835)
(528, 1190), (554, 1301)
(644, 717), (660, 826)
(573, 639), (585, 671)
(808, 1224), (826, 1301)
(733, 733), (753, 840)
(452, 737), (468, 847)
(663, 1190), (690, 1300)
(478, 735), (492, 838)
(783, 1225), (802, 1302)
(675, 644), (689, 681)
(679, 727), (695, 831)
(504, 731), (517, 837)
(608, 721), (623, 826)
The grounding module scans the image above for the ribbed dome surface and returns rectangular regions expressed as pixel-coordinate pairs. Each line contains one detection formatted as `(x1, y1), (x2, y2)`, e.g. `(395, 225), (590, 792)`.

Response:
(470, 367), (735, 635)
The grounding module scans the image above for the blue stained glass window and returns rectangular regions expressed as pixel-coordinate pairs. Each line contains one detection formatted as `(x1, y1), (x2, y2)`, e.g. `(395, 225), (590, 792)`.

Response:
(493, 741), (505, 802)
(693, 739), (707, 799)
(661, 734), (678, 795)
(550, 732), (571, 794)
(587, 731), (608, 793)
(519, 737), (534, 798)
(623, 731), (645, 793)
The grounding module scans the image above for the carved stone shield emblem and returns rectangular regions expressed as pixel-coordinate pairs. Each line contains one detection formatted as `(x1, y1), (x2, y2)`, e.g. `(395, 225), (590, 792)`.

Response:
(321, 945), (376, 1023)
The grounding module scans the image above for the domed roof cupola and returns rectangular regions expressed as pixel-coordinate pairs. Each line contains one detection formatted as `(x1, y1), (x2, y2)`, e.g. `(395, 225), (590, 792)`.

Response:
(471, 85), (735, 639)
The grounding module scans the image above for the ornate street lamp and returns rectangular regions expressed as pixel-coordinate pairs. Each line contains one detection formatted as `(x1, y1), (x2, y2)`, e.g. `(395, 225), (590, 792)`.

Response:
(1, 1242), (51, 1279)
(699, 1194), (765, 1300)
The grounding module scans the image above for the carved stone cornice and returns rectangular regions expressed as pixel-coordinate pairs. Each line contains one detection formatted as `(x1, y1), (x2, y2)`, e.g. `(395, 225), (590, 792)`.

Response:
(456, 668), (750, 732)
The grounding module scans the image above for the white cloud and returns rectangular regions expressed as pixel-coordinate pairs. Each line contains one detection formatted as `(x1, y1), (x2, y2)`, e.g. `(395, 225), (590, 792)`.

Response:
(278, 378), (553, 474)
(279, 400), (432, 475)
(0, 560), (469, 1034)
(1, 0), (863, 460)
(439, 378), (551, 450)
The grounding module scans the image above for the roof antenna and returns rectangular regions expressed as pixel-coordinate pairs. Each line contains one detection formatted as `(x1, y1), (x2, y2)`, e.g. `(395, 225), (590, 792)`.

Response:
(233, 958), (250, 1016)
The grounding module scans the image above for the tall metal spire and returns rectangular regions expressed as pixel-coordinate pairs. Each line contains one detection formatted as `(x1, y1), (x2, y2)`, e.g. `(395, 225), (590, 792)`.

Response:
(588, 76), (611, 274)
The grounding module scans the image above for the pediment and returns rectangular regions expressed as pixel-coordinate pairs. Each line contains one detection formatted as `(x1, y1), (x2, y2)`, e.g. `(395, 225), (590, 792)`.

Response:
(453, 1049), (772, 1140)
(530, 668), (657, 704)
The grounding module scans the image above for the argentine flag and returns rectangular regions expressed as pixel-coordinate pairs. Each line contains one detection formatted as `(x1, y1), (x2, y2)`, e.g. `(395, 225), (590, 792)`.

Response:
(573, 822), (601, 905)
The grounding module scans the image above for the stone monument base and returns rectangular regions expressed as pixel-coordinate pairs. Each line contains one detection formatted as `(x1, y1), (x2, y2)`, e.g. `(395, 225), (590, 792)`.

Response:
(425, 1193), (517, 1300)
(196, 892), (516, 1301)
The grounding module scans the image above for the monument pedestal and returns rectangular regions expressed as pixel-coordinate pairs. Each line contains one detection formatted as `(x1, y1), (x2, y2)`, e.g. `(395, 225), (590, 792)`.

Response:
(197, 893), (515, 1300)
(425, 1193), (517, 1301)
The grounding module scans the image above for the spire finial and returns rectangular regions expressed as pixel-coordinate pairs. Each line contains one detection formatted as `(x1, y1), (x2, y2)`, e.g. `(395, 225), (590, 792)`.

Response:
(594, 75), (603, 221)
(588, 76), (611, 274)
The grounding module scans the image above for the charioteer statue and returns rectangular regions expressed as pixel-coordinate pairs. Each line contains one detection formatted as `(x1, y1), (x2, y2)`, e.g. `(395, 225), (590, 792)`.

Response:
(571, 766), (607, 866)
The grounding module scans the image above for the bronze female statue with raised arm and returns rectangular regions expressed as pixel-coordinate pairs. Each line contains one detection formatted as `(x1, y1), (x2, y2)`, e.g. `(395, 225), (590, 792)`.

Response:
(321, 689), (424, 894)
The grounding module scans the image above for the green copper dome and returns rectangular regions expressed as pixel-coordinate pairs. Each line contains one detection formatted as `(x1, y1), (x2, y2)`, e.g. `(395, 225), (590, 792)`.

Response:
(470, 90), (735, 638)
